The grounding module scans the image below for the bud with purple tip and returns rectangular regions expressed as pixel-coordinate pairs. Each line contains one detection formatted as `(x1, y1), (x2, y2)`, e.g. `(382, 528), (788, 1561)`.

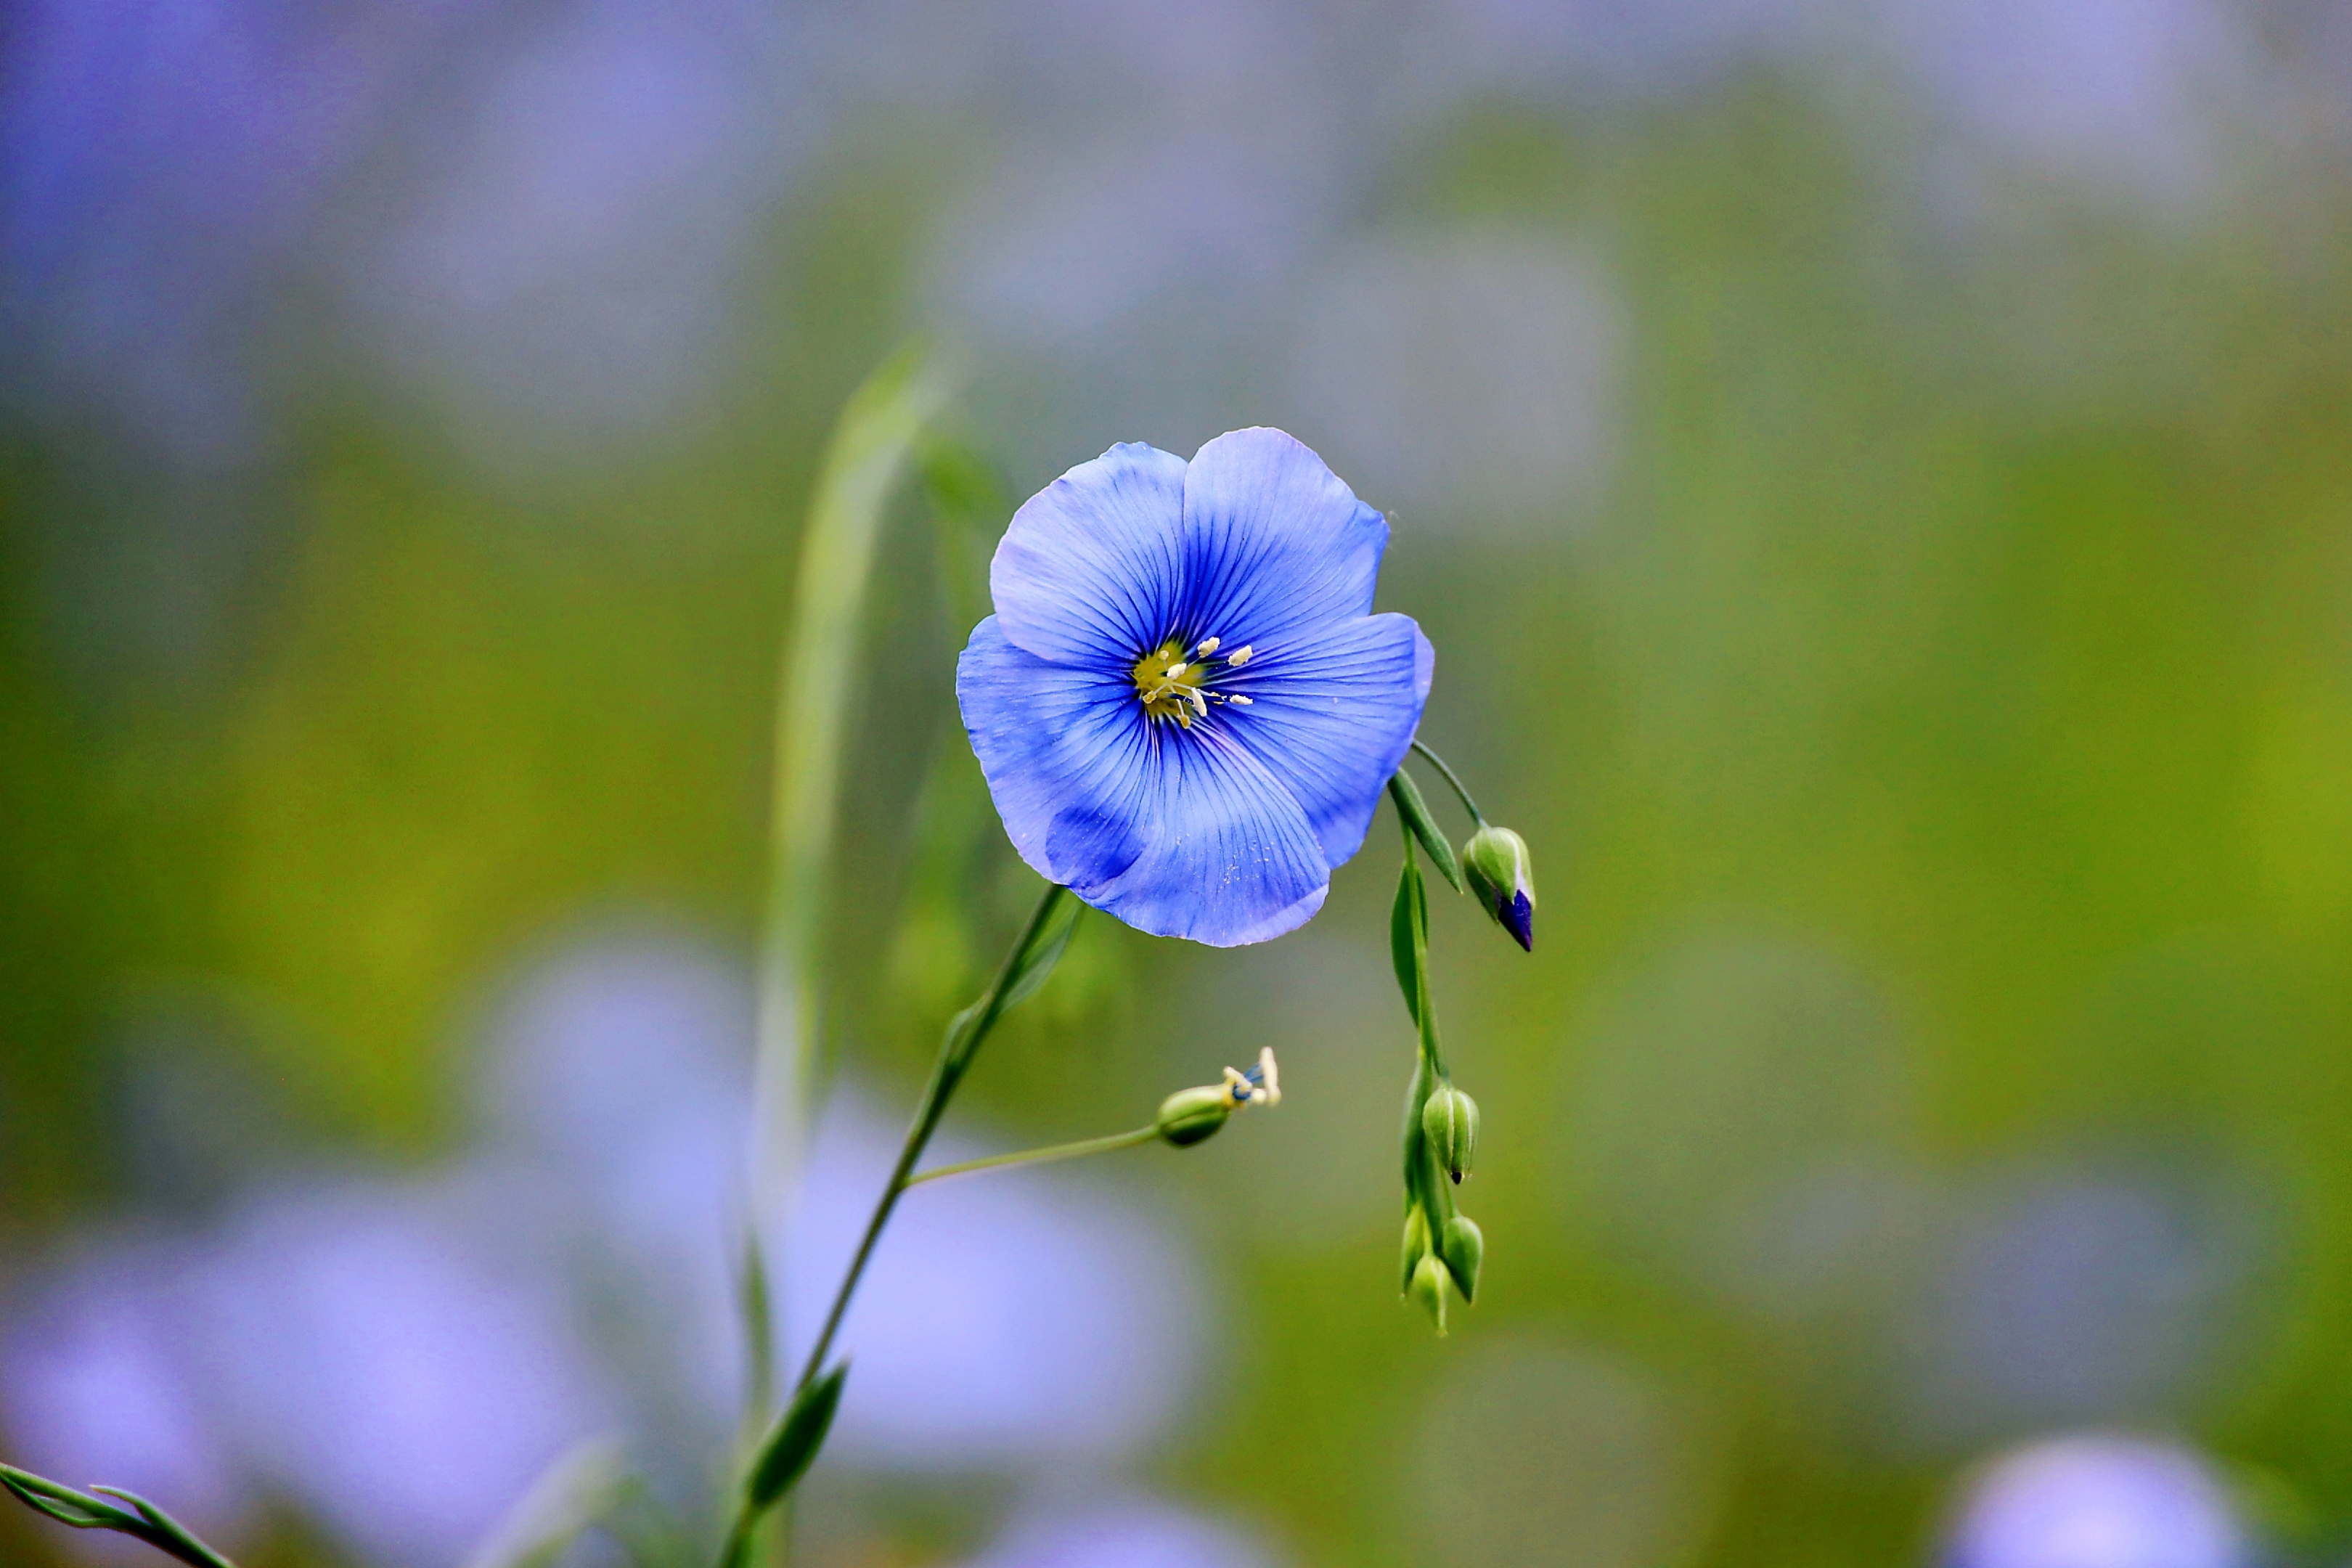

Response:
(1461, 825), (1535, 952)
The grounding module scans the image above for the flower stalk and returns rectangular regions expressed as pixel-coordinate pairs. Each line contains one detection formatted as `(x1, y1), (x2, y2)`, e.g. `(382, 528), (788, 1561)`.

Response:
(905, 1125), (1160, 1186)
(718, 882), (1074, 1568)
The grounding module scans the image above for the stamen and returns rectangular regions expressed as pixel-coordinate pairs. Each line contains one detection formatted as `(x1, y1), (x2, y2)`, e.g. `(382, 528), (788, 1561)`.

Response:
(1228, 695), (1252, 706)
(1228, 645), (1254, 667)
(1254, 1047), (1280, 1104)
(1165, 661), (1188, 681)
(1217, 1049), (1282, 1108)
(1196, 637), (1220, 655)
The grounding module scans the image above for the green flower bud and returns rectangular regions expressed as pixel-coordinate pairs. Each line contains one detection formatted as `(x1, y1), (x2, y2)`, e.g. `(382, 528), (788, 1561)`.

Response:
(1400, 1204), (1432, 1292)
(1156, 1047), (1281, 1148)
(1440, 1214), (1485, 1304)
(1421, 1085), (1479, 1184)
(1462, 825), (1536, 952)
(1154, 1085), (1231, 1147)
(1408, 1253), (1451, 1336)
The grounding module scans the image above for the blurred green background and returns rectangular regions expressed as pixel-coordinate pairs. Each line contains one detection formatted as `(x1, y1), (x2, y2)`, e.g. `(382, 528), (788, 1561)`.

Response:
(6, 4), (2352, 1567)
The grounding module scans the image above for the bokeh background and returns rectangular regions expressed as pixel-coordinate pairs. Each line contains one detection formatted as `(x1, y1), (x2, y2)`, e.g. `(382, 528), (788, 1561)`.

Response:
(7, 1), (2352, 1565)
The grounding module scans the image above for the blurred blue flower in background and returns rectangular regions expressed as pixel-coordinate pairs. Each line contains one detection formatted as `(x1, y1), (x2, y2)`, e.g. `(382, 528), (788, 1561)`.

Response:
(0, 929), (1224, 1566)
(0, 1236), (248, 1556)
(955, 1493), (1277, 1568)
(0, 0), (448, 463)
(784, 1095), (1204, 1470)
(1944, 1435), (2250, 1568)
(958, 429), (1433, 946)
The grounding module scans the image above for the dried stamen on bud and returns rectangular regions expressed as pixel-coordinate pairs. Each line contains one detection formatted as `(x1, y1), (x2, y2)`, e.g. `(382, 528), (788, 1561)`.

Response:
(1159, 1048), (1281, 1148)
(1221, 1047), (1281, 1106)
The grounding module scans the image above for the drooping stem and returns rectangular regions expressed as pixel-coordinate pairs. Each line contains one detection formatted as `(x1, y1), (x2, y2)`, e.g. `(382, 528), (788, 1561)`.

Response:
(906, 1125), (1157, 1187)
(1409, 739), (1485, 828)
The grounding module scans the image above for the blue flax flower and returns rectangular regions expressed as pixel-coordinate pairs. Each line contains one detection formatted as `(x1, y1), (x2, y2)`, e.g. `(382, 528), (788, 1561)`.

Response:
(958, 428), (1433, 946)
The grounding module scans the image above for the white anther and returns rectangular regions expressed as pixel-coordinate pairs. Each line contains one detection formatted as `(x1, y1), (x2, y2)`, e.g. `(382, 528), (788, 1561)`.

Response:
(1228, 645), (1254, 667)
(1165, 661), (1188, 681)
(1196, 637), (1220, 656)
(1228, 694), (1252, 706)
(1188, 687), (1209, 718)
(1255, 1047), (1281, 1105)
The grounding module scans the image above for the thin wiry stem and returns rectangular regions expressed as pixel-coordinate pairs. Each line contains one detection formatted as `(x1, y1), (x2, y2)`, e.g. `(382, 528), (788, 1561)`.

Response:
(905, 1125), (1158, 1186)
(1409, 740), (1485, 827)
(790, 881), (1070, 1395)
(717, 883), (1071, 1568)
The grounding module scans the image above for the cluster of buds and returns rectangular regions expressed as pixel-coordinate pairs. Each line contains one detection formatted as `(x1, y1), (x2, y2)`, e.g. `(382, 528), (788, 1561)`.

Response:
(1153, 1047), (1280, 1148)
(1384, 755), (1535, 1335)
(1400, 1077), (1484, 1334)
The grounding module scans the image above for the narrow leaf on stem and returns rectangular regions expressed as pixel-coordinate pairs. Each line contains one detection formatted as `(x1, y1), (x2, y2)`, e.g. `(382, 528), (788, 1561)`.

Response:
(747, 1363), (849, 1511)
(1000, 894), (1083, 1010)
(0, 1463), (239, 1568)
(1389, 855), (1424, 1027)
(1387, 771), (1463, 893)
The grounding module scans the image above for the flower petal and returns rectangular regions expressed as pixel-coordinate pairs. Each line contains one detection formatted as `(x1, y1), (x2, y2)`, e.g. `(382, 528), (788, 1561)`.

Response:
(1088, 726), (1330, 947)
(990, 442), (1188, 667)
(1216, 612), (1434, 870)
(1177, 428), (1389, 653)
(958, 616), (1151, 894)
(963, 616), (1333, 945)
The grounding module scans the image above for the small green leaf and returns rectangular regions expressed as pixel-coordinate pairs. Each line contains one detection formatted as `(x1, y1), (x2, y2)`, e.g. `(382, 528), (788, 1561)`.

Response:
(1387, 771), (1463, 893)
(1001, 894), (1082, 1010)
(5, 1480), (105, 1530)
(746, 1364), (849, 1510)
(1389, 858), (1423, 1026)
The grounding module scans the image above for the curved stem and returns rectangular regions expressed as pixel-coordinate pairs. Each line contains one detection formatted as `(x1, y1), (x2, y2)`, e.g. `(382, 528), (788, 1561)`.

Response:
(1409, 740), (1485, 827)
(906, 1125), (1157, 1187)
(0, 1466), (237, 1568)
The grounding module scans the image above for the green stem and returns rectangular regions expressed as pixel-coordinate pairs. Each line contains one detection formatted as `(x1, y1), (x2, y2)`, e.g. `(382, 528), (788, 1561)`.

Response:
(1409, 740), (1485, 828)
(907, 1126), (1158, 1187)
(0, 1466), (237, 1568)
(793, 882), (1069, 1395)
(718, 883), (1070, 1568)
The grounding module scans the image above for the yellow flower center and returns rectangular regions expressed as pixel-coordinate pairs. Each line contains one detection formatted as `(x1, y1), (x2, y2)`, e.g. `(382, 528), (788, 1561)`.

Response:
(1132, 640), (1208, 727)
(1132, 637), (1257, 728)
